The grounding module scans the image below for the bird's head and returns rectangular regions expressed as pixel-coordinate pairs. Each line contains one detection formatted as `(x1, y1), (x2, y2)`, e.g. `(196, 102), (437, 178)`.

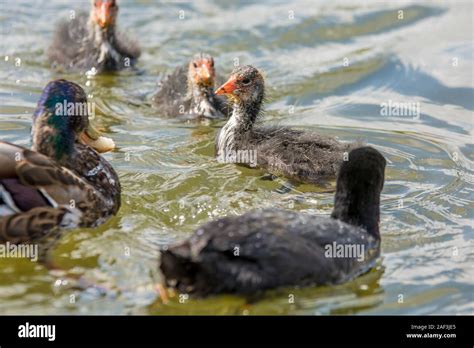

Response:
(188, 53), (216, 88)
(215, 65), (264, 106)
(91, 0), (118, 29)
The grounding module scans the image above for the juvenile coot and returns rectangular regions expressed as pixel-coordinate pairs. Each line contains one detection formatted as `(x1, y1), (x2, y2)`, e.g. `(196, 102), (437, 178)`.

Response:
(215, 65), (359, 184)
(152, 53), (230, 119)
(48, 0), (140, 72)
(0, 80), (121, 243)
(160, 147), (386, 296)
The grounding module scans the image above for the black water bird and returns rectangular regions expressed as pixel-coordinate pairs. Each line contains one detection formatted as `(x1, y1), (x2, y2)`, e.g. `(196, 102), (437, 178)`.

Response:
(160, 146), (386, 296)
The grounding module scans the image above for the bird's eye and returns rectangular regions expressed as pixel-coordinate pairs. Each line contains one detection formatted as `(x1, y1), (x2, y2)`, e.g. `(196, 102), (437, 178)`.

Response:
(241, 78), (251, 85)
(193, 62), (198, 68)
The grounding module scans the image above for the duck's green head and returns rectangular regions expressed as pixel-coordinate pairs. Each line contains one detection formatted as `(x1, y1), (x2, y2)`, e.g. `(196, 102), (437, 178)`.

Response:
(32, 79), (114, 161)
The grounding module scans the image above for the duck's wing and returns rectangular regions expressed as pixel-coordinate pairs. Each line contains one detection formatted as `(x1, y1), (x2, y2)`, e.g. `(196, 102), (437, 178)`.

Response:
(0, 206), (71, 244)
(0, 142), (98, 243)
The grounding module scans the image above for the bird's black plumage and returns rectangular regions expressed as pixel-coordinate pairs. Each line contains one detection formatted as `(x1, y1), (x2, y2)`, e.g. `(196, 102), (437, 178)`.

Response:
(160, 146), (386, 296)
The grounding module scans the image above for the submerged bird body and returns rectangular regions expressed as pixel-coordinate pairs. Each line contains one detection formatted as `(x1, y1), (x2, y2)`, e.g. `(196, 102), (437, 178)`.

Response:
(0, 80), (120, 243)
(48, 0), (140, 72)
(152, 53), (230, 119)
(215, 65), (358, 184)
(160, 147), (386, 296)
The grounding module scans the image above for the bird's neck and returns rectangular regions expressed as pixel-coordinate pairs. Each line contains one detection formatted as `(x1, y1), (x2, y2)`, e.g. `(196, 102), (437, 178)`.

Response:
(331, 181), (381, 239)
(88, 16), (116, 44)
(31, 112), (77, 164)
(216, 99), (260, 157)
(31, 121), (118, 207)
(88, 18), (122, 66)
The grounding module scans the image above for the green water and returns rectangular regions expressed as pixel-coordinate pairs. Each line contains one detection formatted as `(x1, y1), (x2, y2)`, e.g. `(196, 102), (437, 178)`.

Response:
(0, 0), (472, 315)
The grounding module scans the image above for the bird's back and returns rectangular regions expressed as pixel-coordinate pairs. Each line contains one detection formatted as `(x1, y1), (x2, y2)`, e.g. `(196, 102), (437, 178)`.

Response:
(245, 126), (360, 184)
(160, 208), (379, 295)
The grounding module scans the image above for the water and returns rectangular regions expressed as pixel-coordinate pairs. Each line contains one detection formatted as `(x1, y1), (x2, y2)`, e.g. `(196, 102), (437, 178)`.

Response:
(0, 0), (472, 315)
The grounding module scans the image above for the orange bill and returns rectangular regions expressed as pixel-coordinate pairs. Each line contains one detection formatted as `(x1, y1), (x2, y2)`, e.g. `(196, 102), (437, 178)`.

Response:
(215, 77), (237, 95)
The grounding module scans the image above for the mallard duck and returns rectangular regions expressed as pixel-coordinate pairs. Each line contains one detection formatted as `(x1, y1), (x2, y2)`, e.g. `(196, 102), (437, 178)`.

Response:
(160, 147), (386, 296)
(152, 53), (230, 119)
(0, 79), (121, 243)
(215, 65), (360, 184)
(48, 0), (140, 73)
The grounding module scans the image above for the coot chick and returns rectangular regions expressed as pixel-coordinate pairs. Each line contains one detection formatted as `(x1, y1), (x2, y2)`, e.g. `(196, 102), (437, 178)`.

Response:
(160, 146), (386, 296)
(48, 0), (140, 73)
(152, 53), (230, 119)
(0, 80), (120, 243)
(215, 65), (358, 184)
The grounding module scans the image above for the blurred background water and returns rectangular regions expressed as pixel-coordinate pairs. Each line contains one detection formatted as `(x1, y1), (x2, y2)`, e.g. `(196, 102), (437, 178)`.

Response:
(0, 0), (472, 315)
